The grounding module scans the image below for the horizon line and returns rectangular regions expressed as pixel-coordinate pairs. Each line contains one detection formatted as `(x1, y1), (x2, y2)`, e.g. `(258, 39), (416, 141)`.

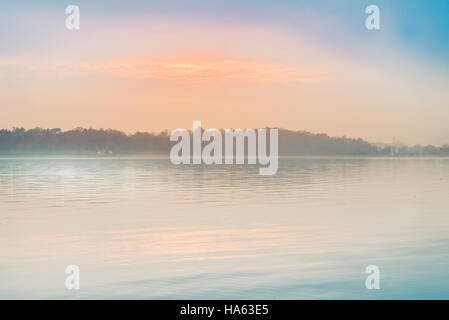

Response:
(1, 126), (448, 147)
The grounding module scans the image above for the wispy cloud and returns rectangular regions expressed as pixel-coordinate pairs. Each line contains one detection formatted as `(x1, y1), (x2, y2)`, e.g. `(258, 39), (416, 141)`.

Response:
(79, 58), (329, 83)
(1, 57), (331, 83)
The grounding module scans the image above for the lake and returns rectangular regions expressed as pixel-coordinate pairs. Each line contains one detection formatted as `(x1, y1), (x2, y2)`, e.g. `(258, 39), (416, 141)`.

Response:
(0, 157), (448, 299)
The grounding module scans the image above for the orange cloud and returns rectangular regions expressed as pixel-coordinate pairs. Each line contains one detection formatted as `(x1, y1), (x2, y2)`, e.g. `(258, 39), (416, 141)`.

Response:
(1, 56), (331, 83)
(73, 58), (330, 83)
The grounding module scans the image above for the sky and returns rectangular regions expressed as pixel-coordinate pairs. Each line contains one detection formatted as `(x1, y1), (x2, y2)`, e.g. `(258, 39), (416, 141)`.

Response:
(0, 0), (448, 145)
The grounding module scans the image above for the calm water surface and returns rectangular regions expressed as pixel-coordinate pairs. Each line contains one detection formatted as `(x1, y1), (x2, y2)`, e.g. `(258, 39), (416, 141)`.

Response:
(0, 158), (448, 299)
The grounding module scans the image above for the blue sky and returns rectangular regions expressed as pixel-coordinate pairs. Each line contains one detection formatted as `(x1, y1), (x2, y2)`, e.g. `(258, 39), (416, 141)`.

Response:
(2, 0), (448, 63)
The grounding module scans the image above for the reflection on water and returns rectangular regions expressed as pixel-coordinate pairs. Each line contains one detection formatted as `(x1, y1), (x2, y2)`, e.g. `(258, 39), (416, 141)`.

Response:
(0, 158), (448, 299)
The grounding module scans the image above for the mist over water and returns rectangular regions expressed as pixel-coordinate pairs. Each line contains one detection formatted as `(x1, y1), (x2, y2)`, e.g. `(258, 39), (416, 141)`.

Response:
(1, 158), (448, 299)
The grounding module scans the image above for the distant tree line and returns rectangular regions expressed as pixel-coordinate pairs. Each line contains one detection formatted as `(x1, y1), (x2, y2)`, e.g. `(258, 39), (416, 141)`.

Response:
(0, 127), (448, 157)
(0, 128), (169, 156)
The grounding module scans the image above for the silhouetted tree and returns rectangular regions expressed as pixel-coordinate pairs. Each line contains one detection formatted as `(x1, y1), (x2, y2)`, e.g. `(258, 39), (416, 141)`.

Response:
(0, 127), (447, 157)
